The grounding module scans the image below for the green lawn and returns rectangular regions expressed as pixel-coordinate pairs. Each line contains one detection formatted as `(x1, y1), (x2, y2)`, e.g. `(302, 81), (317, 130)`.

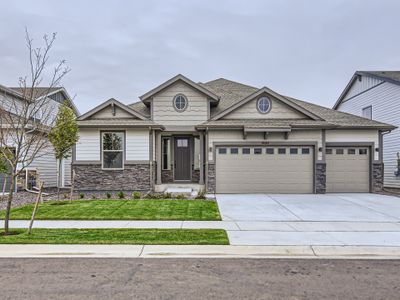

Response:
(0, 200), (221, 221)
(0, 228), (229, 245)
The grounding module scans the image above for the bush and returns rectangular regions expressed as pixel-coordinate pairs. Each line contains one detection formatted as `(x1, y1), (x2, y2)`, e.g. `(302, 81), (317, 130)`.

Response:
(63, 193), (68, 199)
(163, 192), (172, 199)
(117, 191), (125, 199)
(79, 193), (84, 199)
(195, 190), (206, 200)
(145, 192), (164, 199)
(176, 194), (186, 200)
(91, 194), (97, 199)
(132, 191), (141, 199)
(106, 192), (112, 199)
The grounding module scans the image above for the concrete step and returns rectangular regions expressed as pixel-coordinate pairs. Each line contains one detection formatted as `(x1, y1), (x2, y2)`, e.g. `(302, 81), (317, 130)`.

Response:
(165, 187), (192, 193)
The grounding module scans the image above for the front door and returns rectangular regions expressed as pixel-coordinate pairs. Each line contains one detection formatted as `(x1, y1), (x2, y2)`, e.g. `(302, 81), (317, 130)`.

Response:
(174, 137), (191, 181)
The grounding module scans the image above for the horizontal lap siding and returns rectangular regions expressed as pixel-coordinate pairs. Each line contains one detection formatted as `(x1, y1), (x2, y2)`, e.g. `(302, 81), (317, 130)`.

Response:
(27, 146), (58, 187)
(126, 130), (149, 161)
(152, 82), (208, 126)
(76, 129), (100, 161)
(337, 80), (400, 188)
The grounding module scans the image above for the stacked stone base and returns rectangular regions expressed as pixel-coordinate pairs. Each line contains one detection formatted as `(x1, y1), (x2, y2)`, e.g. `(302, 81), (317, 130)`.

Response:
(73, 163), (150, 191)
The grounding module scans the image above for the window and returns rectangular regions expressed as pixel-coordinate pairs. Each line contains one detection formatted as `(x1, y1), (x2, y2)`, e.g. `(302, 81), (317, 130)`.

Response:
(362, 106), (372, 119)
(278, 148), (286, 154)
(254, 148), (262, 154)
(242, 148), (250, 154)
(348, 149), (356, 155)
(230, 148), (239, 154)
(218, 148), (227, 154)
(256, 96), (272, 114)
(102, 132), (124, 169)
(302, 148), (310, 155)
(177, 139), (188, 147)
(359, 148), (368, 155)
(162, 138), (171, 170)
(336, 149), (344, 155)
(266, 148), (274, 154)
(326, 148), (333, 155)
(173, 94), (188, 112)
(290, 148), (298, 154)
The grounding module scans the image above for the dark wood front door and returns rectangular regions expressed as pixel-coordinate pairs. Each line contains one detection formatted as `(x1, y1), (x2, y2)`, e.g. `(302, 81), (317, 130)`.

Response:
(174, 137), (191, 181)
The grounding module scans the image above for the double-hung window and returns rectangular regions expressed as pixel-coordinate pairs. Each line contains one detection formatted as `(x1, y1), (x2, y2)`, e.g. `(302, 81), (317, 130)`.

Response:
(102, 132), (124, 169)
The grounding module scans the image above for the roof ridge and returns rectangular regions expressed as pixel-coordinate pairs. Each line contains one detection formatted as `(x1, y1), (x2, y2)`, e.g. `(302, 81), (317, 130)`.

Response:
(202, 78), (258, 90)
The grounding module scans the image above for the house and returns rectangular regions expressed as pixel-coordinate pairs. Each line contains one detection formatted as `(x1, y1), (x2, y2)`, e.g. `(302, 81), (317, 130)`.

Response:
(333, 71), (400, 190)
(73, 74), (395, 194)
(0, 85), (78, 192)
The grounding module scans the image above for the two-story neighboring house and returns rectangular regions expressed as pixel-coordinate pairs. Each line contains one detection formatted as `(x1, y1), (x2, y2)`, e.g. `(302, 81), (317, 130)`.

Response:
(74, 74), (395, 194)
(0, 84), (78, 192)
(333, 71), (400, 190)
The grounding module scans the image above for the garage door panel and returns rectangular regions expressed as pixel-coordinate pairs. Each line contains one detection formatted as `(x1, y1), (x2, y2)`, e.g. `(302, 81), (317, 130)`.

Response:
(216, 146), (314, 194)
(326, 147), (370, 193)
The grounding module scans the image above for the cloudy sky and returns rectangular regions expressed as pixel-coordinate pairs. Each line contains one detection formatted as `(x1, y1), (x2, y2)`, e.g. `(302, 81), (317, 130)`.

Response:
(1, 0), (399, 113)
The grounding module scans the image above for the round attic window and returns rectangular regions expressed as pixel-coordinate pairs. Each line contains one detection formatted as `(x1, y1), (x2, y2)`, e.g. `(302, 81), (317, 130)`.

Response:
(257, 96), (272, 114)
(173, 94), (188, 112)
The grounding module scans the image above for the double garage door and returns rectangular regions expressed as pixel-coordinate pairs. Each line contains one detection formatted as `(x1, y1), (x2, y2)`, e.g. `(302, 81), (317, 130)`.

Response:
(216, 146), (314, 193)
(215, 145), (370, 194)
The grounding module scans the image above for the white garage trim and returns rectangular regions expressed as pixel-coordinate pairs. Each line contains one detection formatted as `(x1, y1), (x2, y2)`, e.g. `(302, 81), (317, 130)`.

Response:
(213, 141), (318, 194)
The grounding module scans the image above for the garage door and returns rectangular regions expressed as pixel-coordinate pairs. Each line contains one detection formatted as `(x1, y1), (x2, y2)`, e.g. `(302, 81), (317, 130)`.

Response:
(216, 146), (314, 193)
(326, 147), (370, 193)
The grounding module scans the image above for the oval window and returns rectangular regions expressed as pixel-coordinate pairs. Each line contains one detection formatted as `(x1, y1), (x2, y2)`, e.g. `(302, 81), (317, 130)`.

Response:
(257, 97), (271, 114)
(173, 94), (188, 112)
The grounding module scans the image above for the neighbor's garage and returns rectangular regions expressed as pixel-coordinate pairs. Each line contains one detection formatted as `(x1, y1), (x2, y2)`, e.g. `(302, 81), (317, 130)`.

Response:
(325, 147), (370, 193)
(215, 146), (314, 193)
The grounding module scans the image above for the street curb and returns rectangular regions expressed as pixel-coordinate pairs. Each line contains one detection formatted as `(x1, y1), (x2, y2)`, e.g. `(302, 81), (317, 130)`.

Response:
(0, 245), (399, 259)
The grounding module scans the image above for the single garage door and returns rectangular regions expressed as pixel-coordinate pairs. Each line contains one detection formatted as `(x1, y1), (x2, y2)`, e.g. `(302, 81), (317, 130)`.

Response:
(216, 146), (314, 193)
(326, 147), (370, 193)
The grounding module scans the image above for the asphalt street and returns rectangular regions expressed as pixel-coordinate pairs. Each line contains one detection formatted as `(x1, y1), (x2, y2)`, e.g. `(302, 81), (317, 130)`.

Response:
(0, 258), (399, 299)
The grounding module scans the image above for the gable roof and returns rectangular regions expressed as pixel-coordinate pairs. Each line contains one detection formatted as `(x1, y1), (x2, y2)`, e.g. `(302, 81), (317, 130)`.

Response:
(128, 101), (151, 117)
(333, 71), (400, 109)
(77, 98), (148, 121)
(139, 74), (220, 103)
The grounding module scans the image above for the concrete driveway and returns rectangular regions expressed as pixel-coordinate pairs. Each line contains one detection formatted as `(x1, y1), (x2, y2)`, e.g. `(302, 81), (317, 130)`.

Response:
(216, 193), (400, 246)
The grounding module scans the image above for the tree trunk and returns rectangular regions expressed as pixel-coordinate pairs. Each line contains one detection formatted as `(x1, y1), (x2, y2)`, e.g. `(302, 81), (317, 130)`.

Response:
(57, 159), (62, 201)
(4, 174), (16, 235)
(28, 182), (44, 235)
(70, 169), (75, 203)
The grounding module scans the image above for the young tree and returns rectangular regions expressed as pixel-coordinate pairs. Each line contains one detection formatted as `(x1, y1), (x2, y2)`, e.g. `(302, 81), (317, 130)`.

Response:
(48, 102), (79, 200)
(0, 29), (70, 234)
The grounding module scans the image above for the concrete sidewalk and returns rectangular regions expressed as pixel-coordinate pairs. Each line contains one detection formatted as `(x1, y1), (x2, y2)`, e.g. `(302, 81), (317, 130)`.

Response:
(0, 244), (400, 259)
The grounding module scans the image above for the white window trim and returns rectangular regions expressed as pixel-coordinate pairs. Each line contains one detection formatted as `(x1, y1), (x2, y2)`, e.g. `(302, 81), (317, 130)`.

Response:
(101, 131), (125, 170)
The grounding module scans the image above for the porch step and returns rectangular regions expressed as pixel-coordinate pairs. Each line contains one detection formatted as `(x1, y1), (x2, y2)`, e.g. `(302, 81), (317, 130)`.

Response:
(165, 187), (192, 194)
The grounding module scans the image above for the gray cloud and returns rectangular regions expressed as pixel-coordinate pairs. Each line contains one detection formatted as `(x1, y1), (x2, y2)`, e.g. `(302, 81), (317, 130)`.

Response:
(1, 0), (400, 113)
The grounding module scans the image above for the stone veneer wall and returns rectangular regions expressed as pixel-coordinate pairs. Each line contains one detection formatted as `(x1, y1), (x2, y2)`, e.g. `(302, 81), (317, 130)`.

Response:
(372, 162), (384, 193)
(315, 162), (326, 194)
(161, 169), (173, 183)
(207, 163), (216, 193)
(73, 163), (151, 191)
(192, 169), (200, 183)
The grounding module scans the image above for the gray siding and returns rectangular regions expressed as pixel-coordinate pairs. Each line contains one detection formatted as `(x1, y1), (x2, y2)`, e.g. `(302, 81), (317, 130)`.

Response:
(337, 79), (400, 188)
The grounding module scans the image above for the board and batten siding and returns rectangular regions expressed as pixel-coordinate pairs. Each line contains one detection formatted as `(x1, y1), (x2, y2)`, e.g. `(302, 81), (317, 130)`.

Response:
(207, 130), (323, 161)
(152, 81), (209, 127)
(343, 76), (383, 101)
(75, 129), (150, 162)
(222, 96), (306, 120)
(337, 79), (400, 188)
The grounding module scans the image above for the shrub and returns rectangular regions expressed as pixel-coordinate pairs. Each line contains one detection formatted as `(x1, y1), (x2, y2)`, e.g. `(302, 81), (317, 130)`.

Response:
(91, 194), (97, 199)
(79, 193), (85, 199)
(63, 193), (68, 199)
(163, 192), (172, 199)
(117, 191), (125, 199)
(176, 194), (186, 200)
(145, 192), (164, 199)
(106, 192), (112, 199)
(195, 190), (206, 200)
(132, 191), (141, 199)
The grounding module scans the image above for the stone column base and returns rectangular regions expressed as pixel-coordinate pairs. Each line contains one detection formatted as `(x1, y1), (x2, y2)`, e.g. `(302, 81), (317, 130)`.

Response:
(316, 162), (326, 194)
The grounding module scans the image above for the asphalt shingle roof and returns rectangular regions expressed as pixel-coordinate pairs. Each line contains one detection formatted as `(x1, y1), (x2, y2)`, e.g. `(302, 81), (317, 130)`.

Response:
(128, 101), (150, 117)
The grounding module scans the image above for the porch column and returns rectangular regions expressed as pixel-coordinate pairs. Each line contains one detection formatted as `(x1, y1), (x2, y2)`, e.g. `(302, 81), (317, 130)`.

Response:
(156, 130), (162, 185)
(199, 131), (204, 185)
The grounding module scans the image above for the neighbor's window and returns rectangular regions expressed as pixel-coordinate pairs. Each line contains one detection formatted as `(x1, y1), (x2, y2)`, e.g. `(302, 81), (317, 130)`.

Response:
(162, 138), (171, 170)
(173, 94), (188, 112)
(362, 106), (372, 119)
(102, 132), (124, 169)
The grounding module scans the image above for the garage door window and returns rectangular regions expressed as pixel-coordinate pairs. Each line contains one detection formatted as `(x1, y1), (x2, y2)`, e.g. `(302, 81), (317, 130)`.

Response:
(266, 148), (274, 154)
(359, 149), (368, 155)
(326, 149), (333, 155)
(336, 149), (344, 155)
(290, 148), (298, 154)
(302, 148), (310, 154)
(278, 148), (286, 154)
(230, 148), (239, 154)
(348, 149), (356, 155)
(242, 148), (250, 154)
(254, 148), (262, 155)
(218, 148), (227, 154)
